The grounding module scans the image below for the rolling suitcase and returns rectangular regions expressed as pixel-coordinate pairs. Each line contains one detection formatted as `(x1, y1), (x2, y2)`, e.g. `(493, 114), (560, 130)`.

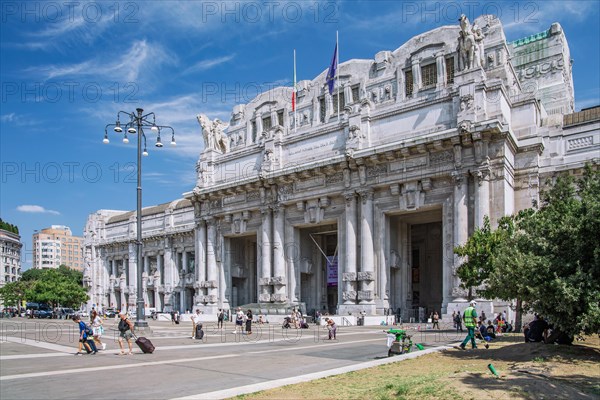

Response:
(134, 334), (155, 354)
(196, 324), (204, 340)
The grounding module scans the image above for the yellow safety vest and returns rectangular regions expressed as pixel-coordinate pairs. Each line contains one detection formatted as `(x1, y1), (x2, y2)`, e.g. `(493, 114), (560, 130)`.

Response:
(464, 307), (476, 327)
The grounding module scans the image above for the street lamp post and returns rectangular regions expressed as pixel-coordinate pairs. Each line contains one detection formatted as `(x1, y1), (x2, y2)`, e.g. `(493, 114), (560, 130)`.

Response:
(104, 108), (175, 329)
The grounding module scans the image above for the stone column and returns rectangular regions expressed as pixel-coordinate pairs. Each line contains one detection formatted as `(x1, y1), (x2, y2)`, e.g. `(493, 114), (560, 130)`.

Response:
(255, 112), (263, 136)
(396, 66), (405, 102)
(411, 58), (421, 95)
(286, 222), (298, 303)
(157, 253), (164, 284)
(206, 217), (218, 305)
(452, 172), (468, 301)
(343, 192), (357, 305)
(143, 254), (149, 307)
(474, 167), (491, 228)
(220, 237), (230, 309)
(179, 251), (186, 312)
(195, 219), (207, 301)
(259, 207), (273, 302)
(163, 239), (174, 311)
(272, 205), (286, 302)
(436, 52), (446, 89)
(144, 254), (150, 275)
(359, 189), (375, 306)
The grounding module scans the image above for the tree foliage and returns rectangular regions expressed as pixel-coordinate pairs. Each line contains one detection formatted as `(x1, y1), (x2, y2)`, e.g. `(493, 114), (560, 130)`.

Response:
(3, 265), (88, 309)
(455, 164), (600, 336)
(0, 280), (31, 307)
(454, 216), (501, 300)
(0, 218), (19, 234)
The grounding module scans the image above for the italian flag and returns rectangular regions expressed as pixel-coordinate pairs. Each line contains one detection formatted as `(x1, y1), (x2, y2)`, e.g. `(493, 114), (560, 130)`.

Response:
(292, 49), (297, 112)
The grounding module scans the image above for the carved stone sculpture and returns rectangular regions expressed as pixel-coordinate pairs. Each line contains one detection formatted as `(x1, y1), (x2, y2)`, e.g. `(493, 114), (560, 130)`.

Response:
(197, 114), (230, 153)
(458, 15), (485, 70)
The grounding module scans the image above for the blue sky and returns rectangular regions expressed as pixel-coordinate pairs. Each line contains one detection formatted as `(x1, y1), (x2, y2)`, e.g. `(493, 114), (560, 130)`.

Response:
(1, 0), (599, 269)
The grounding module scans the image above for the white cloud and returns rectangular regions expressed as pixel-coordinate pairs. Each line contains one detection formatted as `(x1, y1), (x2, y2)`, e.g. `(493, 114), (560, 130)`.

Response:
(183, 55), (236, 74)
(31, 40), (174, 83)
(1, 113), (16, 123)
(17, 205), (60, 215)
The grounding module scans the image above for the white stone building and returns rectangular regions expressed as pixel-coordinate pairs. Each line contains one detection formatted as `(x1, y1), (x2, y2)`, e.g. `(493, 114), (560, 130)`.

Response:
(0, 226), (22, 300)
(84, 16), (599, 320)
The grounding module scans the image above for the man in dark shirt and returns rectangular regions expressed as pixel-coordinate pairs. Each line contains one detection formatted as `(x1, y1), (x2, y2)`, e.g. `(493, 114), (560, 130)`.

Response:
(525, 316), (549, 342)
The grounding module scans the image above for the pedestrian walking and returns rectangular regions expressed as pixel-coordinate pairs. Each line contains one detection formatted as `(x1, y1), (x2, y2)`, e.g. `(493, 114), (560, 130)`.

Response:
(460, 301), (478, 350)
(454, 311), (463, 332)
(432, 311), (440, 330)
(233, 308), (244, 334)
(91, 310), (106, 350)
(245, 309), (253, 335)
(217, 308), (224, 329)
(117, 312), (134, 355)
(73, 315), (97, 355)
(326, 318), (337, 340)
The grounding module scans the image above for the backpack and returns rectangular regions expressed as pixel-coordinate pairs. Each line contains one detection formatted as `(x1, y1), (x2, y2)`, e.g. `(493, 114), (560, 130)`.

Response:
(80, 321), (93, 336)
(118, 318), (130, 333)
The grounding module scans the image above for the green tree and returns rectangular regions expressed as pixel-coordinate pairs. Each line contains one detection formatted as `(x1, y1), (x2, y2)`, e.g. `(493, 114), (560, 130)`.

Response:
(21, 267), (88, 309)
(454, 215), (499, 300)
(489, 166), (600, 336)
(0, 280), (31, 309)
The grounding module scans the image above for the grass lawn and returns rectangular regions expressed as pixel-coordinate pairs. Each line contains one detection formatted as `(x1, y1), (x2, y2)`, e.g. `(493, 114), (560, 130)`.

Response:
(234, 335), (600, 400)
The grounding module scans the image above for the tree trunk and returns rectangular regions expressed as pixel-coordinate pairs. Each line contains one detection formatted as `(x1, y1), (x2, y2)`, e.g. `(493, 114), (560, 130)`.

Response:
(468, 286), (473, 301)
(514, 298), (523, 333)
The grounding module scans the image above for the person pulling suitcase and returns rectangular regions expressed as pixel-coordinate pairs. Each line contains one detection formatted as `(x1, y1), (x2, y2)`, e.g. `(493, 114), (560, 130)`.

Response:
(117, 312), (134, 355)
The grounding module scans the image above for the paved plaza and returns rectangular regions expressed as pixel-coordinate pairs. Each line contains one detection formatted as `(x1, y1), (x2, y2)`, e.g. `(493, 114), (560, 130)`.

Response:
(0, 318), (460, 399)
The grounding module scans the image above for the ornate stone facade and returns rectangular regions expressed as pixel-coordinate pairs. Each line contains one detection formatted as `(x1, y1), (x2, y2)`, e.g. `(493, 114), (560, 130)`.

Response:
(85, 16), (599, 317)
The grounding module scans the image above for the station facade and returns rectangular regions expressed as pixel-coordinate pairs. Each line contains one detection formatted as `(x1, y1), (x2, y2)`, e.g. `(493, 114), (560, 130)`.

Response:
(84, 16), (599, 319)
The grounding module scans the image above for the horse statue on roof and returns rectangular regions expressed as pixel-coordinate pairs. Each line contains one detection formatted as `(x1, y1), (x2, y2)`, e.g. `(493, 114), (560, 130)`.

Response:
(197, 114), (229, 153)
(458, 14), (484, 70)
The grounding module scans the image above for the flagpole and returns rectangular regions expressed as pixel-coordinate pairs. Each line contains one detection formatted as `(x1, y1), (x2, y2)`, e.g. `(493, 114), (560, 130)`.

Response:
(336, 30), (340, 122)
(293, 48), (297, 133)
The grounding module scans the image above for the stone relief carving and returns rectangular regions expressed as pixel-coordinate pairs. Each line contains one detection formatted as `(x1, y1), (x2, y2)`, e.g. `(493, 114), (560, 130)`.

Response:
(271, 293), (287, 302)
(326, 172), (344, 185)
(270, 276), (286, 285)
(261, 149), (278, 172)
(357, 290), (374, 301)
(459, 94), (474, 112)
(259, 293), (271, 302)
(197, 114), (230, 153)
(517, 59), (564, 80)
(342, 272), (357, 281)
(357, 271), (374, 281)
(343, 291), (357, 301)
(390, 250), (400, 268)
(232, 104), (245, 122)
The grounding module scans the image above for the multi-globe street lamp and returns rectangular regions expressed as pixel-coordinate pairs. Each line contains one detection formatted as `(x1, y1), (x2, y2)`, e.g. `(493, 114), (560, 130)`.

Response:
(104, 108), (175, 328)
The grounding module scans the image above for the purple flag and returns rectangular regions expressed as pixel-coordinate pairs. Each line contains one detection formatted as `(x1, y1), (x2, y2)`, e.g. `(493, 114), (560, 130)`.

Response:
(326, 43), (337, 95)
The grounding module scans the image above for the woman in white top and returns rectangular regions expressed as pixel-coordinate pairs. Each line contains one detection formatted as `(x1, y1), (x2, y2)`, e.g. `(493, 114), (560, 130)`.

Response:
(91, 310), (106, 350)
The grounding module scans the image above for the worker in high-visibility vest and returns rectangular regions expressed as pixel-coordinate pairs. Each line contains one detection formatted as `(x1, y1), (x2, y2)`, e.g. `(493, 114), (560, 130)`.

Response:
(460, 300), (478, 350)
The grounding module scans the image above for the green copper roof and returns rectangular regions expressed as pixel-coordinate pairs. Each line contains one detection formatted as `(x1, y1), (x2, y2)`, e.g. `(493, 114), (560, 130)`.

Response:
(511, 29), (551, 47)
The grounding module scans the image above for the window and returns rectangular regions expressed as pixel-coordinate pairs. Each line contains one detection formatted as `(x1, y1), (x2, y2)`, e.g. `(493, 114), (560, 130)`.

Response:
(446, 57), (455, 84)
(405, 70), (413, 96)
(421, 63), (437, 88)
(319, 97), (326, 122)
(351, 85), (360, 104)
(251, 120), (257, 142)
(277, 110), (284, 127)
(262, 116), (272, 131)
(331, 93), (345, 114)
